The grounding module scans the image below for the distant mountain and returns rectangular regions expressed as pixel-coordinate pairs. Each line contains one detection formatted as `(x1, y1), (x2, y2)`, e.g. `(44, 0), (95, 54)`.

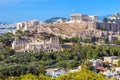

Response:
(108, 13), (120, 23)
(0, 22), (12, 25)
(99, 14), (112, 21)
(44, 17), (70, 23)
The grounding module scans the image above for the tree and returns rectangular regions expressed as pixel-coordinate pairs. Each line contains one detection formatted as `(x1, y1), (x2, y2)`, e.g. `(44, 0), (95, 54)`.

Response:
(118, 60), (120, 67)
(20, 74), (39, 80)
(38, 74), (52, 80)
(1, 32), (15, 46)
(16, 30), (23, 36)
(5, 76), (20, 80)
(103, 18), (108, 23)
(56, 69), (107, 80)
(24, 30), (30, 36)
(38, 65), (46, 74)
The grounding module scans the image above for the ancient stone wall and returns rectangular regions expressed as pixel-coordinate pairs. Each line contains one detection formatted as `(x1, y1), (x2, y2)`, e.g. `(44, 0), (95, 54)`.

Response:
(96, 22), (120, 32)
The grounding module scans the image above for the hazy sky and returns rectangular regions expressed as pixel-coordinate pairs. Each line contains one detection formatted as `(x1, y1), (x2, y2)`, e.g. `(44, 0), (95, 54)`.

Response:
(0, 0), (120, 22)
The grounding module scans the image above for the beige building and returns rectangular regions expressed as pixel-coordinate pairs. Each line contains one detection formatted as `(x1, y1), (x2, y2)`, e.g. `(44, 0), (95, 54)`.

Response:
(108, 35), (118, 41)
(104, 56), (119, 65)
(12, 37), (61, 52)
(16, 20), (39, 32)
(12, 38), (31, 52)
(70, 14), (98, 23)
(28, 38), (60, 52)
(50, 37), (59, 44)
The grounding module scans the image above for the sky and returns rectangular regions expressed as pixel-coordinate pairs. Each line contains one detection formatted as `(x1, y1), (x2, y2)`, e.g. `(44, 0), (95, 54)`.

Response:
(0, 0), (120, 22)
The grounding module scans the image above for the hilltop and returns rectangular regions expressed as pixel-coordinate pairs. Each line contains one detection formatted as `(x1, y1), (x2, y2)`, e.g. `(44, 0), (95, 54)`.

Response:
(44, 17), (69, 23)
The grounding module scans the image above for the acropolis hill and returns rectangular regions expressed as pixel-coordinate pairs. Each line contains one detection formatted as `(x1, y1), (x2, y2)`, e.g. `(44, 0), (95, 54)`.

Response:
(42, 22), (96, 38)
(11, 13), (120, 52)
(16, 13), (120, 38)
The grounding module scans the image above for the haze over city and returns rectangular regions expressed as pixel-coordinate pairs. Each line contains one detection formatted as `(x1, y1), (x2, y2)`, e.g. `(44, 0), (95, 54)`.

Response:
(0, 0), (120, 22)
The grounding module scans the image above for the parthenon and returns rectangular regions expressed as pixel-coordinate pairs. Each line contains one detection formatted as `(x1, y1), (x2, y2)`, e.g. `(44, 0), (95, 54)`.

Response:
(70, 14), (98, 23)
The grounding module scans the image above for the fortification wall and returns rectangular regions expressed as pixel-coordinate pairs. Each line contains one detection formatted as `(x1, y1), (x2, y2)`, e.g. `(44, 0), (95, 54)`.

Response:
(96, 22), (120, 32)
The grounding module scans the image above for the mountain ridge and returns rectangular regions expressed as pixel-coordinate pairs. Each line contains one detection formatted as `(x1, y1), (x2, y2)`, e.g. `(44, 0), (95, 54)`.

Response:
(44, 17), (70, 23)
